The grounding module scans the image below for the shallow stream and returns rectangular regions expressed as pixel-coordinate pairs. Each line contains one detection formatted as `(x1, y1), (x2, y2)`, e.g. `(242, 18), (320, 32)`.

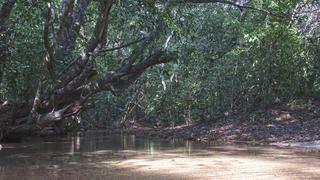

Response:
(1, 131), (320, 179)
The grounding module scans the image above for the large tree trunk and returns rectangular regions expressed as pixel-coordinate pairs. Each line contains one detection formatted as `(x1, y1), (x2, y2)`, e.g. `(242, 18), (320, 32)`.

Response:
(1, 0), (246, 142)
(0, 0), (175, 141)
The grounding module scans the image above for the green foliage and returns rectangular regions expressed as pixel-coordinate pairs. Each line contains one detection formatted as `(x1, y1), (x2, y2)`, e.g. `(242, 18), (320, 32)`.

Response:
(1, 0), (320, 126)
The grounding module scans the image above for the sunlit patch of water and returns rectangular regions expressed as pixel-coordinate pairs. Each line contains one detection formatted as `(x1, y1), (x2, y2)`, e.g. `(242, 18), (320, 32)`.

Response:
(0, 131), (320, 180)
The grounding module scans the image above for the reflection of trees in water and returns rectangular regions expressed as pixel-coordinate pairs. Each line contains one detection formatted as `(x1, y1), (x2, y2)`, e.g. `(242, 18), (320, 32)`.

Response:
(52, 132), (196, 159)
(69, 134), (81, 155)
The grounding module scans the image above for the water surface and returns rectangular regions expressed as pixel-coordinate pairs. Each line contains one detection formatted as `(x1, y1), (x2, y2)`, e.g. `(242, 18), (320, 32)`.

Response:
(1, 131), (320, 180)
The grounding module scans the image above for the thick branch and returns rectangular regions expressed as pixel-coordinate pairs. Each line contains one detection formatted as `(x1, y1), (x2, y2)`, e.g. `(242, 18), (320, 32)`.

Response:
(30, 81), (42, 122)
(2, 104), (72, 140)
(57, 0), (90, 50)
(85, 0), (113, 52)
(43, 2), (55, 76)
(81, 51), (176, 95)
(36, 105), (72, 128)
(56, 0), (75, 46)
(56, 0), (114, 96)
(114, 22), (164, 76)
(58, 38), (145, 79)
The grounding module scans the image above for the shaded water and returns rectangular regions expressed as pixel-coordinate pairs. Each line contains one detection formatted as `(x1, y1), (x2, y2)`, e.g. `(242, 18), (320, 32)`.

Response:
(1, 131), (320, 180)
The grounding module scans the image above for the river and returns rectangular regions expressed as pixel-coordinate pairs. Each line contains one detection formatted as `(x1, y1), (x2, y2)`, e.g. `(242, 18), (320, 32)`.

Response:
(1, 131), (320, 179)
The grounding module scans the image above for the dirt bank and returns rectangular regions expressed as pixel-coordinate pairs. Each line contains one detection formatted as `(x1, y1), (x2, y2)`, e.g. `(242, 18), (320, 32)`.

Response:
(113, 101), (320, 145)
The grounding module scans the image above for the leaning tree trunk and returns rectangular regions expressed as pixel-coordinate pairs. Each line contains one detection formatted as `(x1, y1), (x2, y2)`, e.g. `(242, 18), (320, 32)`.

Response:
(0, 0), (251, 141)
(0, 0), (175, 141)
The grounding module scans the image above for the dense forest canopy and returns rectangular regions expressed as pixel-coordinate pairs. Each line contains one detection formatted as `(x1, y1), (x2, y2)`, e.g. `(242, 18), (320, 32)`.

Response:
(0, 0), (319, 140)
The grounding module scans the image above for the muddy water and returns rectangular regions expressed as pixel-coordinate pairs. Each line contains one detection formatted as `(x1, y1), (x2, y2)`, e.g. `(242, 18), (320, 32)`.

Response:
(1, 131), (320, 180)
